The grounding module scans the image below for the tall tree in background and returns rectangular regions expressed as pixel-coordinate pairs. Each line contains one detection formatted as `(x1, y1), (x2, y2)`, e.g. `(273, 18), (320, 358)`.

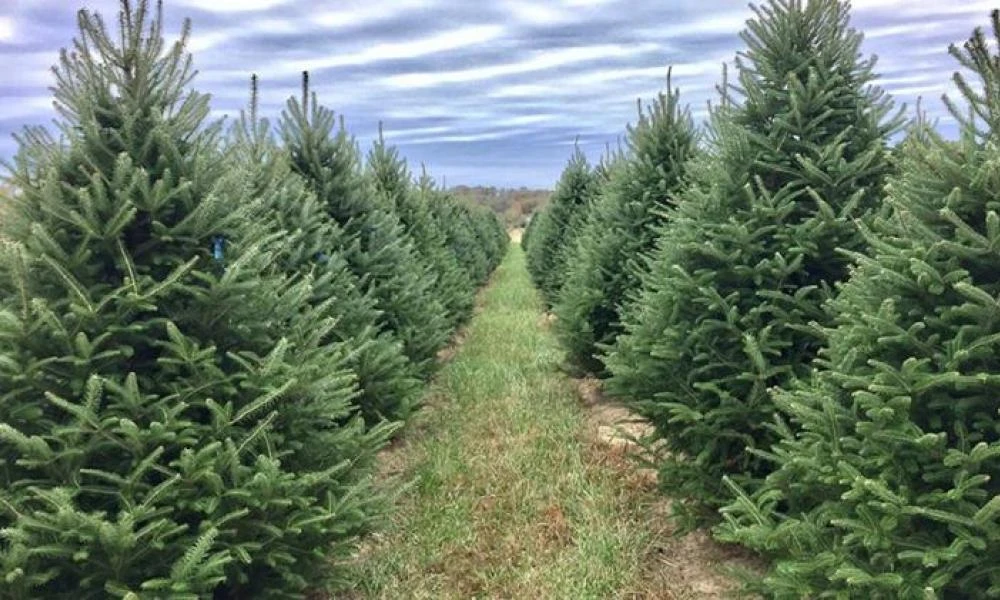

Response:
(555, 77), (699, 374)
(366, 127), (475, 328)
(718, 12), (1000, 597)
(604, 0), (902, 521)
(281, 77), (451, 377)
(229, 78), (421, 424)
(0, 2), (389, 596)
(423, 170), (507, 286)
(525, 148), (597, 305)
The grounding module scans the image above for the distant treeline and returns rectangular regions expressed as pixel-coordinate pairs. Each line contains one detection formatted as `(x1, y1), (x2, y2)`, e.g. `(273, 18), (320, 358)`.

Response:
(448, 185), (550, 228)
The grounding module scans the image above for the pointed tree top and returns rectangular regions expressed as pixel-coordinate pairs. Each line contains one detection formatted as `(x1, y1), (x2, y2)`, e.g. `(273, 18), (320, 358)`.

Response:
(715, 61), (731, 110)
(301, 70), (309, 115)
(249, 73), (259, 125)
(945, 8), (1000, 141)
(53, 0), (198, 140)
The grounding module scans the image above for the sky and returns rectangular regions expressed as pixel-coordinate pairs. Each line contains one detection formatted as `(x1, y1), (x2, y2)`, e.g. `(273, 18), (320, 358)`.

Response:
(0, 1), (995, 188)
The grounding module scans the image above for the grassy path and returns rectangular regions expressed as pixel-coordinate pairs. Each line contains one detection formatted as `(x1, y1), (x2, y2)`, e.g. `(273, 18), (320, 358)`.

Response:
(346, 244), (745, 599)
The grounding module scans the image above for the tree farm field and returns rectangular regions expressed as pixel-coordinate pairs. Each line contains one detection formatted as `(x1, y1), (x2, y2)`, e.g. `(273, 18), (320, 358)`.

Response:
(5, 0), (1000, 597)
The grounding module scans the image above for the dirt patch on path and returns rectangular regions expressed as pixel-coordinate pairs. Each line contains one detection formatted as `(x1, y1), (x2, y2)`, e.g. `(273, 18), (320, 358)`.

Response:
(575, 376), (763, 599)
(435, 325), (470, 363)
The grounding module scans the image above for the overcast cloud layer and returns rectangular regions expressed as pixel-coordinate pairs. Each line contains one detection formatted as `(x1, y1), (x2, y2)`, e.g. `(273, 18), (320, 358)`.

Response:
(0, 1), (995, 188)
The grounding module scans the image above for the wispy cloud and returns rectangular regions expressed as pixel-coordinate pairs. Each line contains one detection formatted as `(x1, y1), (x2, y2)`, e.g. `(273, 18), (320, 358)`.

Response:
(172, 0), (298, 12)
(382, 43), (661, 89)
(0, 0), (996, 187)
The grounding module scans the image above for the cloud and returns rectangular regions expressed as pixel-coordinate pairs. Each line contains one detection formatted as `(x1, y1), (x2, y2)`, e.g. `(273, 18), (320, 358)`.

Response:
(0, 0), (996, 187)
(171, 0), (296, 12)
(271, 24), (507, 75)
(0, 16), (16, 43)
(382, 43), (661, 89)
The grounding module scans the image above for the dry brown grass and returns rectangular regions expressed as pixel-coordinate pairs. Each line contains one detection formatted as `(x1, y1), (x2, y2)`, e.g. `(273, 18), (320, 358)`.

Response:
(577, 376), (765, 599)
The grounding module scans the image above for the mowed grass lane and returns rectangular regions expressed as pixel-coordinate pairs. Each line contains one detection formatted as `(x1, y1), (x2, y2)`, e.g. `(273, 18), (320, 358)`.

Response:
(346, 243), (661, 599)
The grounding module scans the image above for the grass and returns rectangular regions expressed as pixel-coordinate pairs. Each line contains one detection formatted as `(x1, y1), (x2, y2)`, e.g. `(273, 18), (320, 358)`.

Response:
(344, 244), (664, 599)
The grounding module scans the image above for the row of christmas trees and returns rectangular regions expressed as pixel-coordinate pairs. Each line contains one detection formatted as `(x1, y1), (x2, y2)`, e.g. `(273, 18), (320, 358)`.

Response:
(525, 0), (1000, 596)
(0, 1), (506, 597)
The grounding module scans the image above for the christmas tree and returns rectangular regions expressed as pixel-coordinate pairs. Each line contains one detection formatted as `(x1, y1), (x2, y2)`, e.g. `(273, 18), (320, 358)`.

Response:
(525, 148), (597, 305)
(717, 11), (1000, 597)
(0, 2), (389, 596)
(592, 141), (629, 186)
(465, 195), (509, 275)
(603, 0), (901, 520)
(228, 78), (421, 424)
(365, 128), (476, 328)
(281, 78), (451, 376)
(554, 76), (699, 374)
(422, 174), (506, 287)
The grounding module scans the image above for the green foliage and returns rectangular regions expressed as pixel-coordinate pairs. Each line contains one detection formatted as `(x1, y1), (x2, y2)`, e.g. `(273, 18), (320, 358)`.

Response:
(464, 195), (509, 276)
(521, 209), (541, 250)
(716, 12), (1000, 597)
(281, 84), (452, 376)
(424, 177), (508, 288)
(229, 85), (421, 424)
(365, 129), (476, 328)
(0, 3), (390, 597)
(554, 79), (699, 374)
(525, 149), (598, 305)
(604, 0), (901, 521)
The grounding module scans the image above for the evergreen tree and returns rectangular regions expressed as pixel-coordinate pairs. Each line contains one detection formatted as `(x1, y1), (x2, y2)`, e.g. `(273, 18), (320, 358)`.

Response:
(591, 141), (628, 186)
(365, 129), (475, 328)
(603, 0), (901, 520)
(717, 12), (1000, 597)
(525, 149), (597, 304)
(555, 78), (699, 374)
(0, 2), (389, 596)
(229, 79), (420, 424)
(281, 78), (451, 376)
(424, 180), (499, 286)
(466, 196), (510, 274)
(521, 210), (539, 250)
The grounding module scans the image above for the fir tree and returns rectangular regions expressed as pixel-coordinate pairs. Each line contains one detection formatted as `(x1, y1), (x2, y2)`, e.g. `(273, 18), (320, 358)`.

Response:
(521, 210), (538, 250)
(555, 76), (699, 374)
(717, 12), (1000, 597)
(229, 78), (421, 424)
(466, 195), (510, 274)
(365, 128), (475, 328)
(591, 141), (628, 186)
(525, 148), (597, 305)
(603, 0), (901, 520)
(434, 174), (508, 291)
(281, 77), (451, 376)
(424, 179), (503, 287)
(0, 2), (389, 596)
